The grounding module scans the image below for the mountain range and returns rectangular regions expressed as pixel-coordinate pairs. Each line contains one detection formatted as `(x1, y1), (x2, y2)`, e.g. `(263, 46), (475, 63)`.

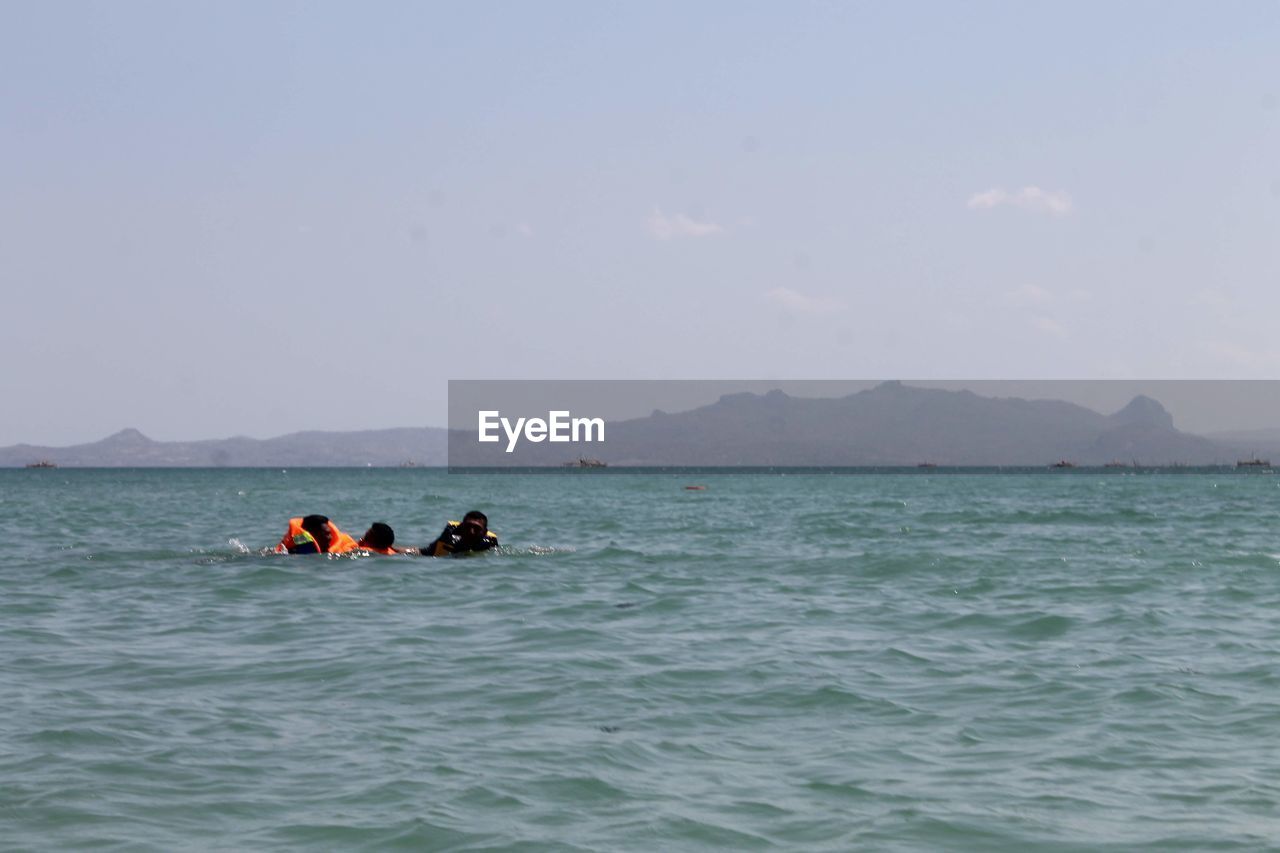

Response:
(450, 381), (1241, 466)
(0, 427), (448, 468)
(4, 383), (1274, 467)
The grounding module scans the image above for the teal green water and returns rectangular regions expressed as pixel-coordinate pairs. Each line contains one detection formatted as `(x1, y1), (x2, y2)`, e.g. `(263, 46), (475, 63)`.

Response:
(3, 468), (1280, 850)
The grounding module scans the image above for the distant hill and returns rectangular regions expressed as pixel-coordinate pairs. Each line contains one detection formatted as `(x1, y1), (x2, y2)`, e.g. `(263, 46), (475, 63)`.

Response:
(3, 383), (1253, 467)
(449, 381), (1234, 466)
(0, 427), (448, 467)
(1203, 428), (1280, 462)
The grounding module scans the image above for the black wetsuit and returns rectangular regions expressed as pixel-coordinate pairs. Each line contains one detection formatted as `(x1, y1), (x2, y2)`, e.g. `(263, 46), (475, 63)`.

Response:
(421, 522), (499, 556)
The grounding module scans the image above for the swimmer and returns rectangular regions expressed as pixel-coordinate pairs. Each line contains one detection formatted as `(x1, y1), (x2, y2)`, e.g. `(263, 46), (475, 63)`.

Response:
(274, 514), (360, 554)
(419, 510), (498, 557)
(357, 522), (399, 555)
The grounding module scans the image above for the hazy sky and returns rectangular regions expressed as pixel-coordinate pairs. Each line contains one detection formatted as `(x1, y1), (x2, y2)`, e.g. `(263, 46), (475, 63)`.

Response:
(3, 2), (1279, 446)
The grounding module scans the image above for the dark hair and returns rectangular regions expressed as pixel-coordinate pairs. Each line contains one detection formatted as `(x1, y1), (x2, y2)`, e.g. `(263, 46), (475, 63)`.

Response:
(300, 515), (333, 551)
(462, 510), (488, 527)
(362, 522), (395, 550)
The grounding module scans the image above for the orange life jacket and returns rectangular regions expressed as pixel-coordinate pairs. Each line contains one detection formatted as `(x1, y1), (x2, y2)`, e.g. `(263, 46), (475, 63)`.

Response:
(275, 517), (360, 554)
(358, 542), (399, 555)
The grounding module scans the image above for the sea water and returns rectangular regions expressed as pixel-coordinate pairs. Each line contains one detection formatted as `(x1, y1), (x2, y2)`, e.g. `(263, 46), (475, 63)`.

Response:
(2, 468), (1279, 851)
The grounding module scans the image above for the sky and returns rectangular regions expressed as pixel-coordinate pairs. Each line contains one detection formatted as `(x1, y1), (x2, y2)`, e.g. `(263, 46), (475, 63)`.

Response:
(2, 1), (1279, 445)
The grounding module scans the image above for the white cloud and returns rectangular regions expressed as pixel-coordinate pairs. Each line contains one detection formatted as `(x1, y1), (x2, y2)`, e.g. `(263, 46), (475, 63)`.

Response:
(1007, 286), (1089, 339)
(1007, 284), (1092, 306)
(647, 208), (725, 240)
(763, 287), (843, 314)
(968, 186), (1073, 216)
(1196, 340), (1280, 370)
(1008, 284), (1054, 306)
(1190, 289), (1230, 311)
(1031, 315), (1067, 338)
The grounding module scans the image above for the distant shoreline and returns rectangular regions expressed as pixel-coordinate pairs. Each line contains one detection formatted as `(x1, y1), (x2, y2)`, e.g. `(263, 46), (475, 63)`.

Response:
(7, 383), (1280, 468)
(7, 464), (1271, 474)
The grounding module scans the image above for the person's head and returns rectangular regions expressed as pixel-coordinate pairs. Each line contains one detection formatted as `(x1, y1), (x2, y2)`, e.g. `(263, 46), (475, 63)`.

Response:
(360, 522), (395, 551)
(300, 514), (333, 552)
(459, 510), (488, 542)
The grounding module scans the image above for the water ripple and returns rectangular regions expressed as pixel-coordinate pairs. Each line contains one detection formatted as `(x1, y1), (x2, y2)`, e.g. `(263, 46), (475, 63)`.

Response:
(3, 469), (1280, 849)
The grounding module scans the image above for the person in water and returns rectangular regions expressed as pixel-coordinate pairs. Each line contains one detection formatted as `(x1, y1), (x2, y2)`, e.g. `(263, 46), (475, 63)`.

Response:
(357, 522), (399, 555)
(420, 510), (498, 557)
(275, 514), (360, 554)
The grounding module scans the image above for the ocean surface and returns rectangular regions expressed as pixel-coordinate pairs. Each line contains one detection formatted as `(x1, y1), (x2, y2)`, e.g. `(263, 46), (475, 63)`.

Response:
(3, 467), (1280, 851)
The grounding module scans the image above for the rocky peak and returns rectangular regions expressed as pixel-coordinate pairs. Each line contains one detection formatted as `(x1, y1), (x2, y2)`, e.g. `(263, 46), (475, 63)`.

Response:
(99, 428), (153, 446)
(1109, 395), (1174, 430)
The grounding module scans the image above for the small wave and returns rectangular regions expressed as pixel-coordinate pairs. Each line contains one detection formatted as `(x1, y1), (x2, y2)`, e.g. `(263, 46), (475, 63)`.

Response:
(937, 613), (1002, 631)
(233, 564), (315, 584)
(26, 727), (136, 748)
(528, 774), (632, 805)
(267, 820), (485, 850)
(624, 814), (774, 849)
(500, 545), (576, 556)
(803, 779), (879, 801)
(1009, 613), (1075, 640)
(586, 544), (649, 560)
(878, 646), (934, 665)
(196, 547), (276, 565)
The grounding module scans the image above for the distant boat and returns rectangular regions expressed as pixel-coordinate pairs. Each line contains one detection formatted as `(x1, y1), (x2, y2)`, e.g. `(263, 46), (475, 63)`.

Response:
(563, 457), (607, 468)
(25, 460), (57, 469)
(917, 462), (937, 469)
(1236, 456), (1272, 469)
(1103, 460), (1129, 468)
(1050, 460), (1076, 469)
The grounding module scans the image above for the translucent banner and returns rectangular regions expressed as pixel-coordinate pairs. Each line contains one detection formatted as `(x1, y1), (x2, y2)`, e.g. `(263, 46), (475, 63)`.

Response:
(447, 380), (1280, 470)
